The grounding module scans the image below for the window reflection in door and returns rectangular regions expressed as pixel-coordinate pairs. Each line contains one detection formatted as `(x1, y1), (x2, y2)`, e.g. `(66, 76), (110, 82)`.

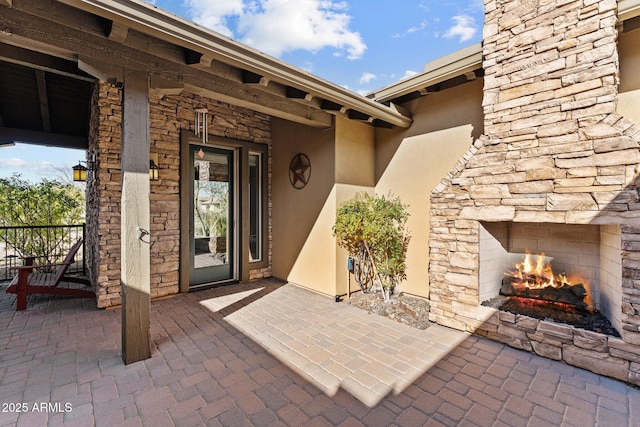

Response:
(193, 154), (230, 269)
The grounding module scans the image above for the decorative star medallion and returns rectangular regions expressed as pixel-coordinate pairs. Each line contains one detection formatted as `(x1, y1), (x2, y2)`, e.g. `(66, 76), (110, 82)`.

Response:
(289, 153), (311, 189)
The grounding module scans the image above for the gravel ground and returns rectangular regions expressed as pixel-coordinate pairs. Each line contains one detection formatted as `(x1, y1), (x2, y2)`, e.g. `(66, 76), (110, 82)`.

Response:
(343, 289), (432, 330)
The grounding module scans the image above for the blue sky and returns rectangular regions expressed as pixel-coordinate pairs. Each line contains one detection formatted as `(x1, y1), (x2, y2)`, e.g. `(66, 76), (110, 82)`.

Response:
(0, 0), (484, 182)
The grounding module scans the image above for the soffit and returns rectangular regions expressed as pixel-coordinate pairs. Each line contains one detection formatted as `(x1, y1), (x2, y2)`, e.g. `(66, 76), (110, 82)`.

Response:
(0, 46), (93, 149)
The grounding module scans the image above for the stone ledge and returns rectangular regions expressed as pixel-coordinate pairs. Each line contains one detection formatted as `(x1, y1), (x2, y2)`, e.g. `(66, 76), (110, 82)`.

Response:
(563, 345), (630, 382)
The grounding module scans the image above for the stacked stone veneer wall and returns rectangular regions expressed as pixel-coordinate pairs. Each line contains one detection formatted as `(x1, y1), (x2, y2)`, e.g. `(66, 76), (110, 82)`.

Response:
(87, 82), (272, 309)
(429, 0), (640, 384)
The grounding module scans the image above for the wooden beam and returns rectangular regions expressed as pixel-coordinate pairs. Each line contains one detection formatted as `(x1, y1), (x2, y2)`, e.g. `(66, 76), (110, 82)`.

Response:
(321, 99), (342, 111)
(0, 127), (87, 148)
(0, 0), (12, 7)
(121, 69), (151, 365)
(242, 70), (263, 84)
(150, 75), (184, 97)
(78, 57), (124, 83)
(371, 119), (394, 129)
(183, 82), (331, 128)
(0, 42), (94, 82)
(286, 86), (308, 99)
(241, 70), (271, 86)
(185, 49), (214, 68)
(347, 110), (370, 121)
(107, 21), (128, 43)
(34, 70), (51, 132)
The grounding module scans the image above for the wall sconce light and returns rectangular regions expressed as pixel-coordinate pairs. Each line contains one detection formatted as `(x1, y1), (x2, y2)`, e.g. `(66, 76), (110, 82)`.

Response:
(194, 108), (209, 144)
(149, 153), (159, 181)
(72, 153), (96, 182)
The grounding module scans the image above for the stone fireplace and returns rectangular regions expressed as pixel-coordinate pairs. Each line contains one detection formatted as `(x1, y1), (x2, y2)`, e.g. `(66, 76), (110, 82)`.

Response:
(429, 0), (640, 385)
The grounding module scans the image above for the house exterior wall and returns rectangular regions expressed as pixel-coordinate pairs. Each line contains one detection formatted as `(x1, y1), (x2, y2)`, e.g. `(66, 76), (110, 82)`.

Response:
(271, 118), (338, 296)
(88, 82), (271, 308)
(374, 79), (484, 298)
(271, 116), (375, 298)
(335, 117), (376, 297)
(618, 27), (640, 121)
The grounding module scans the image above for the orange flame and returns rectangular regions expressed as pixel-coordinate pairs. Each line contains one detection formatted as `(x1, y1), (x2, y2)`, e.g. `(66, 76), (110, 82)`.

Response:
(511, 252), (580, 290)
(506, 251), (594, 310)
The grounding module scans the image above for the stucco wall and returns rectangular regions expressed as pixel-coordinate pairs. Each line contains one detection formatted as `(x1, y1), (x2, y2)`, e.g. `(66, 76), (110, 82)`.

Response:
(271, 118), (337, 296)
(271, 116), (376, 297)
(374, 79), (484, 298)
(335, 117), (376, 296)
(618, 28), (640, 121)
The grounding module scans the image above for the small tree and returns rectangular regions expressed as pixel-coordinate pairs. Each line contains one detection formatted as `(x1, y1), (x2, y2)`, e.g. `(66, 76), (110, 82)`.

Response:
(333, 192), (410, 301)
(0, 174), (85, 263)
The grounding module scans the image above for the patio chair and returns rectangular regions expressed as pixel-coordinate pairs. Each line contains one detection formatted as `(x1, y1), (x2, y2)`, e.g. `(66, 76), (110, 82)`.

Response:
(6, 239), (94, 311)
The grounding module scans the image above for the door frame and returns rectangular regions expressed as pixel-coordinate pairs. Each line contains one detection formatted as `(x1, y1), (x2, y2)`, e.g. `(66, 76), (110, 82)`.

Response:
(179, 130), (269, 292)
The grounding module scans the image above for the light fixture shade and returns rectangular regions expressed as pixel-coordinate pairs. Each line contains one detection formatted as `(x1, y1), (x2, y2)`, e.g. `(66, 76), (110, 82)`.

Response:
(72, 163), (87, 181)
(149, 159), (159, 181)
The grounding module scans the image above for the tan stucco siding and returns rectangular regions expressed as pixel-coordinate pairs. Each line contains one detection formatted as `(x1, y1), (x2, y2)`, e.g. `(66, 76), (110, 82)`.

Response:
(334, 117), (376, 296)
(271, 118), (338, 296)
(618, 29), (640, 122)
(374, 79), (484, 298)
(335, 117), (375, 187)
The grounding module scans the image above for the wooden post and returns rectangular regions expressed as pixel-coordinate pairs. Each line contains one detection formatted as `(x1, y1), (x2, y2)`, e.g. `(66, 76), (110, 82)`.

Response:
(121, 69), (151, 364)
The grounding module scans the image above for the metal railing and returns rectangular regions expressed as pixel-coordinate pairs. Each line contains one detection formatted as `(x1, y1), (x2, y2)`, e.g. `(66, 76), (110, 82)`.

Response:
(0, 224), (86, 281)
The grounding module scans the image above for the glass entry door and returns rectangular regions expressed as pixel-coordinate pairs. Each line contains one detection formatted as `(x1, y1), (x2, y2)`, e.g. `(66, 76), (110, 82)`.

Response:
(190, 146), (235, 287)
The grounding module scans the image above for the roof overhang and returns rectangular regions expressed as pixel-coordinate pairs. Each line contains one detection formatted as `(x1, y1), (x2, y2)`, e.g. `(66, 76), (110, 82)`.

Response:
(54, 0), (412, 128)
(620, 0), (640, 21)
(370, 0), (640, 104)
(369, 43), (482, 104)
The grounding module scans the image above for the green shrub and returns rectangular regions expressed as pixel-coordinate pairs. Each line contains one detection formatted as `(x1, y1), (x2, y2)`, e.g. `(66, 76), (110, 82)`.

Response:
(333, 192), (410, 301)
(0, 174), (85, 263)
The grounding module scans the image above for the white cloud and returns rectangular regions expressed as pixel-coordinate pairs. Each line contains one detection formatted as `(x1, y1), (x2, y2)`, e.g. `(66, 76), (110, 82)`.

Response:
(403, 70), (418, 79)
(442, 15), (477, 42)
(407, 20), (428, 34)
(184, 0), (244, 37)
(0, 158), (28, 168)
(186, 0), (366, 59)
(394, 19), (428, 38)
(0, 158), (59, 181)
(300, 61), (315, 72)
(359, 72), (376, 84)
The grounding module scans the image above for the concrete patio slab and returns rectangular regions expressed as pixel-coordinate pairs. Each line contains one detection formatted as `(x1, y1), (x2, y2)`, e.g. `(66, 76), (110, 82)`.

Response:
(1, 278), (639, 426)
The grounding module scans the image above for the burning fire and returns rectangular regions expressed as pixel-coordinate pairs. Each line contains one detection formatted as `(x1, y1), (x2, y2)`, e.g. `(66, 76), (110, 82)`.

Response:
(505, 251), (593, 309)
(512, 252), (571, 289)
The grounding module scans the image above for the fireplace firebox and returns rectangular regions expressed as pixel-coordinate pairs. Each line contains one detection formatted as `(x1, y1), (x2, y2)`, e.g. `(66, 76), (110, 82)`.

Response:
(478, 222), (622, 336)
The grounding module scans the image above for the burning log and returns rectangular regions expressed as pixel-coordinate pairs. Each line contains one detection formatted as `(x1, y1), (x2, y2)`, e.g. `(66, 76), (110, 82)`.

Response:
(501, 276), (588, 311)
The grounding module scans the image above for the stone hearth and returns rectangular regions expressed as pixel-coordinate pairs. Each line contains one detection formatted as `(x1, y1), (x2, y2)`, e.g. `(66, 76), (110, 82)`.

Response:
(429, 0), (640, 385)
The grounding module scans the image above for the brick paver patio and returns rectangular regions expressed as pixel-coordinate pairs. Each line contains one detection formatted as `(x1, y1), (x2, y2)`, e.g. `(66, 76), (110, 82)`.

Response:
(1, 279), (639, 426)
